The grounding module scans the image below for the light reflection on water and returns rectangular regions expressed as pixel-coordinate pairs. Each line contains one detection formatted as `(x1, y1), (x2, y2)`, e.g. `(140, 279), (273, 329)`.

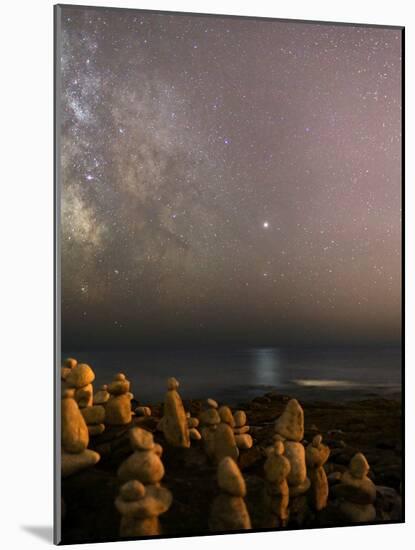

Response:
(251, 348), (281, 387)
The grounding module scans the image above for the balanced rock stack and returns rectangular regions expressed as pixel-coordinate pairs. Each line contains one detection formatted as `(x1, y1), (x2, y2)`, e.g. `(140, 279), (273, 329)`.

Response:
(306, 435), (330, 511)
(105, 373), (133, 426)
(186, 412), (202, 441)
(213, 406), (239, 463)
(274, 399), (310, 497)
(61, 388), (100, 477)
(116, 428), (172, 536)
(160, 377), (190, 448)
(263, 440), (291, 527)
(233, 410), (253, 450)
(61, 357), (77, 384)
(209, 457), (252, 531)
(65, 362), (95, 408)
(93, 384), (110, 407)
(199, 399), (221, 459)
(333, 452), (376, 522)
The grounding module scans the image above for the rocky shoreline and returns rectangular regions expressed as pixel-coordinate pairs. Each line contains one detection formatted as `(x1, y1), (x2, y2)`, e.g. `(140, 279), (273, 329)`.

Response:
(61, 388), (403, 544)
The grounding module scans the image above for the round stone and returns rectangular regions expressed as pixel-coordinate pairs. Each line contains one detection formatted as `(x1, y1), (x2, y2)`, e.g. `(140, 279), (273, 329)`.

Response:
(217, 457), (246, 497)
(120, 480), (146, 501)
(65, 363), (95, 389)
(167, 377), (179, 390)
(129, 427), (155, 451)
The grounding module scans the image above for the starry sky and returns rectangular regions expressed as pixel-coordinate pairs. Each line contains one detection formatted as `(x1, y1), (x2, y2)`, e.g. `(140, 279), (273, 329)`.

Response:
(59, 6), (402, 349)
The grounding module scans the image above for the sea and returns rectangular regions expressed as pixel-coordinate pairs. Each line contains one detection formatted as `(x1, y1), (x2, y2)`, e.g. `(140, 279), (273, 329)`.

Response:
(61, 346), (402, 405)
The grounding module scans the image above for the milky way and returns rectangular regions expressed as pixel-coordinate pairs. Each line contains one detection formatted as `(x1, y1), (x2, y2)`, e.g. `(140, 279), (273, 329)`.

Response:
(58, 6), (402, 348)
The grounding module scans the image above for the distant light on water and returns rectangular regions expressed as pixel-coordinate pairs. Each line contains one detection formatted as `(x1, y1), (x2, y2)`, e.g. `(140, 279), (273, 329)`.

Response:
(252, 348), (281, 387)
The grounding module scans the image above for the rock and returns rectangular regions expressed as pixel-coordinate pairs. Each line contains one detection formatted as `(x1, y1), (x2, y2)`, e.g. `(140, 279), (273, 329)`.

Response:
(234, 426), (250, 435)
(74, 383), (94, 408)
(189, 428), (202, 440)
(61, 367), (71, 381)
(218, 406), (235, 427)
(234, 434), (253, 449)
(129, 427), (155, 451)
(238, 445), (263, 470)
(233, 410), (247, 428)
(107, 373), (130, 394)
(162, 378), (190, 448)
(65, 363), (95, 389)
(88, 424), (105, 436)
(328, 471), (343, 485)
(187, 417), (199, 428)
(105, 394), (132, 426)
(274, 399), (304, 442)
(61, 389), (89, 453)
(263, 441), (291, 526)
(63, 357), (77, 369)
(135, 406), (151, 417)
(120, 479), (146, 501)
(167, 377), (179, 390)
(350, 452), (370, 478)
(213, 422), (239, 463)
(117, 449), (165, 484)
(306, 434), (330, 511)
(61, 449), (100, 477)
(199, 408), (220, 426)
(209, 494), (252, 531)
(81, 405), (105, 425)
(116, 484), (172, 536)
(94, 385), (110, 405)
(217, 457), (246, 497)
(338, 501), (376, 522)
(284, 441), (307, 486)
(207, 398), (218, 409)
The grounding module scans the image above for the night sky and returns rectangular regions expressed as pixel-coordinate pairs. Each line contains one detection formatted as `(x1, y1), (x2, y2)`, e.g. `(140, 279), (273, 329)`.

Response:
(59, 6), (402, 349)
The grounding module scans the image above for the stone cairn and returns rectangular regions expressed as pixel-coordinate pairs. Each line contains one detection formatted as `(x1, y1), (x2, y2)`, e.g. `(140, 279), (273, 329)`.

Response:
(199, 399), (221, 459)
(116, 427), (172, 536)
(61, 388), (100, 477)
(263, 439), (291, 527)
(94, 384), (110, 407)
(213, 406), (239, 463)
(209, 457), (252, 531)
(333, 452), (376, 522)
(105, 373), (133, 426)
(233, 410), (253, 450)
(274, 399), (310, 497)
(159, 377), (190, 448)
(306, 434), (330, 511)
(186, 412), (202, 441)
(65, 362), (95, 408)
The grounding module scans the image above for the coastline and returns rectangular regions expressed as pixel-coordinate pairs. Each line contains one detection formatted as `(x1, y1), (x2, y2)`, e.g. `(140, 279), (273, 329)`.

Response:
(61, 389), (402, 544)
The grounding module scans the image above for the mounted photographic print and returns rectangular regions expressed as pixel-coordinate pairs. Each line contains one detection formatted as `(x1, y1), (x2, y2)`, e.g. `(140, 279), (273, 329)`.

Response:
(54, 4), (404, 545)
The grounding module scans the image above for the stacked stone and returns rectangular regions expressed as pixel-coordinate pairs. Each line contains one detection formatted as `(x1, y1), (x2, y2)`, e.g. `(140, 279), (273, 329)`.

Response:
(263, 440), (291, 527)
(274, 399), (310, 497)
(212, 406), (239, 463)
(160, 377), (190, 448)
(105, 373), (133, 426)
(116, 428), (172, 536)
(306, 435), (330, 511)
(65, 363), (95, 408)
(186, 412), (202, 441)
(61, 388), (100, 477)
(333, 452), (376, 522)
(61, 357), (77, 385)
(233, 410), (253, 450)
(81, 404), (106, 436)
(94, 384), (110, 407)
(199, 399), (221, 459)
(209, 457), (251, 531)
(135, 406), (152, 417)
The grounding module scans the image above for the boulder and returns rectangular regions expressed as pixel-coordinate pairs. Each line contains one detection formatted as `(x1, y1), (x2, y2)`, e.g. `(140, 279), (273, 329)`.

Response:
(275, 399), (304, 442)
